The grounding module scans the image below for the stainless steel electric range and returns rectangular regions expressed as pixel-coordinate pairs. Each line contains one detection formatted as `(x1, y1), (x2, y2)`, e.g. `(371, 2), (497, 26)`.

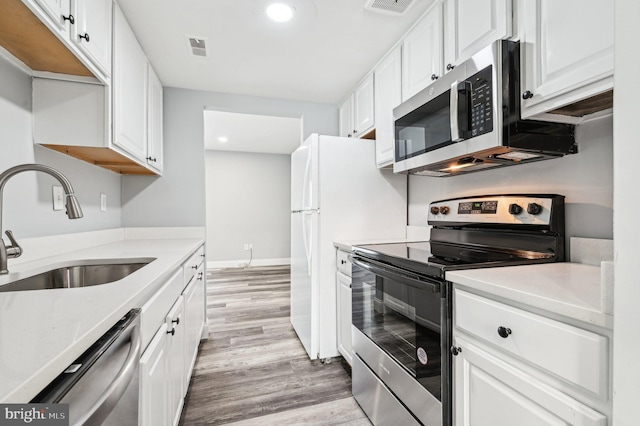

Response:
(350, 194), (566, 426)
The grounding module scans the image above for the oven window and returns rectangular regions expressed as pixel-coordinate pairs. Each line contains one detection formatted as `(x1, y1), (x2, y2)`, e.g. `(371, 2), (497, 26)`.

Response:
(395, 90), (452, 161)
(352, 270), (442, 400)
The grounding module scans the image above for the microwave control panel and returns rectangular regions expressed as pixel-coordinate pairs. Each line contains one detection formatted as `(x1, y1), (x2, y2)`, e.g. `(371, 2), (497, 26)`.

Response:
(467, 66), (494, 138)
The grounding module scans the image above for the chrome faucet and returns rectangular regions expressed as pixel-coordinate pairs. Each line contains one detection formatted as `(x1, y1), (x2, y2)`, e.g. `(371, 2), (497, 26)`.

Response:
(0, 164), (83, 274)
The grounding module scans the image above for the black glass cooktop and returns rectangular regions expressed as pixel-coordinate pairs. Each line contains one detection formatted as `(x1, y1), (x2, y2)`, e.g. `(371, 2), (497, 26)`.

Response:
(352, 241), (552, 280)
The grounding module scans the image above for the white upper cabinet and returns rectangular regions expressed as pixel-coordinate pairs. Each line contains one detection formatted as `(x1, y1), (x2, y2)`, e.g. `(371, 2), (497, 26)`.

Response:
(147, 64), (164, 174)
(72, 0), (112, 76)
(402, 1), (444, 101)
(519, 0), (614, 120)
(113, 2), (148, 162)
(339, 95), (354, 138)
(353, 73), (375, 137)
(444, 0), (513, 71)
(374, 46), (402, 168)
(339, 73), (375, 139)
(33, 0), (72, 34)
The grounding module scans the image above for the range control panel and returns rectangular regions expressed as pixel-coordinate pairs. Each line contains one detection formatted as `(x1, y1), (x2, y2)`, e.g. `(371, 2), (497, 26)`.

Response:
(428, 195), (560, 226)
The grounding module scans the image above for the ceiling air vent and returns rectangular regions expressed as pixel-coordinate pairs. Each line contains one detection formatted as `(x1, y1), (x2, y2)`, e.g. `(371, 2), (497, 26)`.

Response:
(187, 37), (208, 57)
(365, 0), (415, 15)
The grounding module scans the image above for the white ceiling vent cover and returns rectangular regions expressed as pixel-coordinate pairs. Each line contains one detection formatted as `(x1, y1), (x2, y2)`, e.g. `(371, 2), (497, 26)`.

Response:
(187, 37), (208, 57)
(365, 0), (415, 15)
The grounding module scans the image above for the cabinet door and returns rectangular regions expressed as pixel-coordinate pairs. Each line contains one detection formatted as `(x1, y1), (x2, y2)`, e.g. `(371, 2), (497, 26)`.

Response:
(453, 337), (607, 426)
(32, 0), (71, 33)
(339, 95), (354, 138)
(72, 0), (112, 75)
(374, 46), (402, 168)
(147, 64), (164, 173)
(402, 2), (444, 101)
(444, 0), (512, 70)
(184, 266), (205, 389)
(113, 3), (148, 162)
(139, 324), (170, 426)
(519, 0), (614, 119)
(336, 271), (353, 366)
(353, 74), (375, 137)
(167, 297), (185, 426)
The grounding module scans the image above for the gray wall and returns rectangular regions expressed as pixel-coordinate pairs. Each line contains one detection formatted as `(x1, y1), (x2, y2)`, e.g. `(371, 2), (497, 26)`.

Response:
(205, 151), (291, 263)
(122, 87), (338, 228)
(408, 115), (613, 246)
(0, 56), (122, 238)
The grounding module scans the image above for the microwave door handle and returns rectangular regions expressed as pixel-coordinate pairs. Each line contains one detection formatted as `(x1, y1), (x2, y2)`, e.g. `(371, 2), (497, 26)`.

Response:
(450, 81), (463, 142)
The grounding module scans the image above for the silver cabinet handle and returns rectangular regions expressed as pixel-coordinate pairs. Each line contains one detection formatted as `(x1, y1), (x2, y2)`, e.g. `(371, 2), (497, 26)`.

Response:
(74, 325), (141, 426)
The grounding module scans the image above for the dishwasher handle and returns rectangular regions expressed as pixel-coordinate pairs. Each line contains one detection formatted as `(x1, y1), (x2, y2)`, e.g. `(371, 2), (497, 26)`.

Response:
(74, 325), (141, 426)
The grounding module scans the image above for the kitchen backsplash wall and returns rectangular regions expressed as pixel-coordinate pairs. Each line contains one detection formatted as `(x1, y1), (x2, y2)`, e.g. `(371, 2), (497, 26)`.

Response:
(205, 150), (291, 266)
(122, 87), (338, 228)
(408, 115), (613, 244)
(0, 55), (122, 238)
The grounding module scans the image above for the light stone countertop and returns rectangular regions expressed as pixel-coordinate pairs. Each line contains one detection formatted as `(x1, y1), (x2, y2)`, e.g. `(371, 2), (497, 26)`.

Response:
(0, 234), (204, 403)
(447, 262), (612, 329)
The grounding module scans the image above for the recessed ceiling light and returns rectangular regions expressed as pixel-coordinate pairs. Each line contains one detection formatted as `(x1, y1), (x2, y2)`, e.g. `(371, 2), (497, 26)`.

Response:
(266, 3), (294, 22)
(218, 136), (228, 143)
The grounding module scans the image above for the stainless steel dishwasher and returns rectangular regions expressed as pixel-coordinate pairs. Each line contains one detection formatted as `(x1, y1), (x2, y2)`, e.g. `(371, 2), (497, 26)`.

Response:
(32, 309), (141, 426)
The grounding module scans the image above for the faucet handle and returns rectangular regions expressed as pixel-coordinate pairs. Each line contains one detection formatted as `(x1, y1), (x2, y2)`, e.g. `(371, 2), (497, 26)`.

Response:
(4, 230), (22, 258)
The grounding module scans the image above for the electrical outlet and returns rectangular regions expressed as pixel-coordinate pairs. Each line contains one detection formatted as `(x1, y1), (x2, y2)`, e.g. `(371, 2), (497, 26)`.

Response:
(52, 186), (64, 211)
(100, 193), (107, 212)
(248, 244), (253, 250)
(243, 244), (249, 251)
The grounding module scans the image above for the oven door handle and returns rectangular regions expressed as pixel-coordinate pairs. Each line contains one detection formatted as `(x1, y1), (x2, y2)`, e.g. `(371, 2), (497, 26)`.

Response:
(350, 255), (441, 294)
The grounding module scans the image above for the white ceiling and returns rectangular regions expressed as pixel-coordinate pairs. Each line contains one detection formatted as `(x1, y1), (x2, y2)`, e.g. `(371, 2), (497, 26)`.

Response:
(204, 110), (302, 154)
(116, 0), (435, 104)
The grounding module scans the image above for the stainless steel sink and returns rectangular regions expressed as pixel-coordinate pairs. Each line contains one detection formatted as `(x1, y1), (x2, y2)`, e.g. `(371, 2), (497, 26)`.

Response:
(0, 258), (156, 293)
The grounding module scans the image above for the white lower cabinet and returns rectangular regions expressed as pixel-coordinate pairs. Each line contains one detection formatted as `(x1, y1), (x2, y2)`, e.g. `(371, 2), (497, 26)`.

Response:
(452, 288), (610, 425)
(336, 271), (352, 365)
(166, 297), (185, 426)
(336, 248), (353, 365)
(139, 323), (170, 426)
(139, 244), (206, 426)
(184, 262), (206, 388)
(453, 336), (607, 426)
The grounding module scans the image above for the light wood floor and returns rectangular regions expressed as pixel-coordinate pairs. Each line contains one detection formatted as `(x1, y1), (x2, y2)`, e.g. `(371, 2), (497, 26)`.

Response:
(179, 265), (371, 426)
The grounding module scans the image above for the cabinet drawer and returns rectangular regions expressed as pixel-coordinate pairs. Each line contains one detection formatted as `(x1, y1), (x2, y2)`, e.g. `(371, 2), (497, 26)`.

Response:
(454, 289), (608, 397)
(336, 249), (352, 277)
(140, 269), (183, 350)
(183, 245), (205, 285)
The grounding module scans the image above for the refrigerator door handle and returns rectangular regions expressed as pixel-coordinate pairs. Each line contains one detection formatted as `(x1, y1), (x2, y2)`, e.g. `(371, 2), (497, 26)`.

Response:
(302, 150), (313, 209)
(302, 212), (312, 276)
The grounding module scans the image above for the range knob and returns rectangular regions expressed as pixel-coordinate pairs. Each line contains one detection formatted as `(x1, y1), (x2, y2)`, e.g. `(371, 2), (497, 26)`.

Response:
(439, 206), (450, 215)
(430, 206), (440, 215)
(508, 203), (522, 215)
(527, 203), (543, 215)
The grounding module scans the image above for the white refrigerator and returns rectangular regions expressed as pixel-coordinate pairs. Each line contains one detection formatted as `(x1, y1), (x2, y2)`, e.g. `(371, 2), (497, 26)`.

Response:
(290, 134), (407, 360)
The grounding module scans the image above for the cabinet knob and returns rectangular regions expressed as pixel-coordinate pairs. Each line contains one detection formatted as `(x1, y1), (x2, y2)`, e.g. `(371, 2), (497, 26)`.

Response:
(431, 74), (439, 81)
(192, 265), (198, 270)
(446, 63), (455, 71)
(79, 33), (90, 42)
(172, 318), (180, 325)
(497, 326), (512, 338)
(62, 14), (75, 25)
(347, 134), (352, 138)
(340, 260), (346, 264)
(167, 329), (175, 336)
(450, 346), (462, 356)
(522, 90), (534, 100)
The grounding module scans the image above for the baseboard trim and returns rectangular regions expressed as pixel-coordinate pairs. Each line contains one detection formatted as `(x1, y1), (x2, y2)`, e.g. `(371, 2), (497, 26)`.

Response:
(207, 258), (291, 269)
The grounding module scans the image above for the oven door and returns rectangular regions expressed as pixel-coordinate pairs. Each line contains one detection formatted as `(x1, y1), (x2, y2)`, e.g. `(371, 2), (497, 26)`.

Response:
(351, 255), (451, 426)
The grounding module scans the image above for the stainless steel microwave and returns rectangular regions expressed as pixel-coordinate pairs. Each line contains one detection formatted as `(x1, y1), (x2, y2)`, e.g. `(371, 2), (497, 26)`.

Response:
(393, 40), (577, 177)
